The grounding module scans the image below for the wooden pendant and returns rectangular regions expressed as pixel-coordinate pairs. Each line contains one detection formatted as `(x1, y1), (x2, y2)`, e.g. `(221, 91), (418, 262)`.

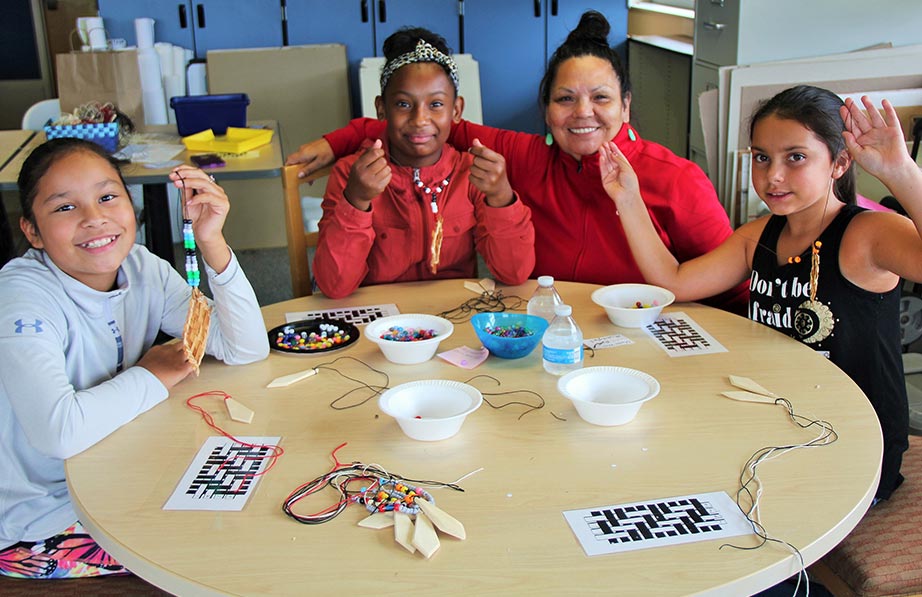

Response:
(412, 512), (440, 559)
(358, 512), (394, 530)
(224, 397), (255, 423)
(416, 498), (466, 540)
(393, 511), (416, 554)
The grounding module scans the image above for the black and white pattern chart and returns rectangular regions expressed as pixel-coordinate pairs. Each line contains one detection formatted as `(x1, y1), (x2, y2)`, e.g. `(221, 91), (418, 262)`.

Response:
(286, 304), (400, 326)
(164, 436), (281, 511)
(563, 491), (751, 556)
(644, 311), (727, 357)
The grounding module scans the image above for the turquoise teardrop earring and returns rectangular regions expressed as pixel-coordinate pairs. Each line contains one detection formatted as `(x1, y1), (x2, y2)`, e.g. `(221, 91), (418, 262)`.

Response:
(627, 127), (637, 142)
(545, 132), (553, 146)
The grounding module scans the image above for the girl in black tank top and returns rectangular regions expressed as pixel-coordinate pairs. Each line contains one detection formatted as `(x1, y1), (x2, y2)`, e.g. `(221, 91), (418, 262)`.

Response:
(599, 85), (922, 501)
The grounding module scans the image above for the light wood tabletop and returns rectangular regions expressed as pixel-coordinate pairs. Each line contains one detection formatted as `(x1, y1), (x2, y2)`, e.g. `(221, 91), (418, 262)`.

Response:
(0, 129), (36, 176)
(65, 279), (881, 596)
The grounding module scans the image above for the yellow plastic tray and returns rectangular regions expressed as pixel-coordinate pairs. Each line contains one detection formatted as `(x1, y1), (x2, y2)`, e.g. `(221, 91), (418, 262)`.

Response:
(181, 127), (273, 153)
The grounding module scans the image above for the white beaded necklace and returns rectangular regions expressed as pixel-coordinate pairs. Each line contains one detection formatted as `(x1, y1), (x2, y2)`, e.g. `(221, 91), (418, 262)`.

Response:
(411, 168), (451, 273)
(412, 168), (451, 214)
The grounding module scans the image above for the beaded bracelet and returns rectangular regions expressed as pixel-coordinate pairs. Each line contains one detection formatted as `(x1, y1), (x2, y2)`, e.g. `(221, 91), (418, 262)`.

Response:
(354, 478), (434, 515)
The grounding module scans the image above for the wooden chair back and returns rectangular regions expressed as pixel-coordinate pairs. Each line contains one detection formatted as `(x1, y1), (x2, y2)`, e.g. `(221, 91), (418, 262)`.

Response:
(281, 164), (331, 297)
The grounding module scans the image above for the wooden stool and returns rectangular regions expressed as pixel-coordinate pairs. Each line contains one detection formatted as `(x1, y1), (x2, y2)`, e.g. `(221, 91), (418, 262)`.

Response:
(810, 434), (922, 596)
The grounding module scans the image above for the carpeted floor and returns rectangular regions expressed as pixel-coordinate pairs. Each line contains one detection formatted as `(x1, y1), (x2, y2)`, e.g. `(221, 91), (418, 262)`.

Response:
(0, 573), (172, 596)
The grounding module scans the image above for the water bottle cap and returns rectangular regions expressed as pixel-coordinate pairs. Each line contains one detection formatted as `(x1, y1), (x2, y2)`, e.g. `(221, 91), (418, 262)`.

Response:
(537, 275), (555, 287)
(554, 304), (572, 316)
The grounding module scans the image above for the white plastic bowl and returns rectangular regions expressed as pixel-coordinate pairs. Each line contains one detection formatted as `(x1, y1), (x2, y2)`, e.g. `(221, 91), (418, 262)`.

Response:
(591, 283), (675, 328)
(378, 380), (483, 441)
(557, 366), (660, 426)
(364, 314), (454, 365)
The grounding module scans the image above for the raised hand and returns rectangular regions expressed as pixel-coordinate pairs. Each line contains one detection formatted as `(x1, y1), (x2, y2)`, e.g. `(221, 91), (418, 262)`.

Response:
(598, 141), (641, 207)
(285, 137), (335, 181)
(344, 139), (391, 211)
(841, 96), (915, 182)
(169, 165), (231, 272)
(469, 138), (514, 207)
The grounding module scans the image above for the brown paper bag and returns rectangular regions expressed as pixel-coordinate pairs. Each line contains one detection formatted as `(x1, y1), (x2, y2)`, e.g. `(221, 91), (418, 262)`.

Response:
(56, 50), (145, 126)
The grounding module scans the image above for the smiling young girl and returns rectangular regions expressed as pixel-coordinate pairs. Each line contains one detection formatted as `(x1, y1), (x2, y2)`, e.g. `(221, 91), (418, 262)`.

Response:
(0, 138), (268, 578)
(312, 27), (534, 298)
(599, 85), (922, 501)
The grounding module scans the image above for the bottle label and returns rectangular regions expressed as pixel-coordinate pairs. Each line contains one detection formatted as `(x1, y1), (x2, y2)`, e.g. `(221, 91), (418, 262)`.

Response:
(543, 345), (583, 364)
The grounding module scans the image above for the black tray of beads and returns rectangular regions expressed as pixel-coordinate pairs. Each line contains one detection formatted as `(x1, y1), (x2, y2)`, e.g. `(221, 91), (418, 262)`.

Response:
(268, 318), (360, 354)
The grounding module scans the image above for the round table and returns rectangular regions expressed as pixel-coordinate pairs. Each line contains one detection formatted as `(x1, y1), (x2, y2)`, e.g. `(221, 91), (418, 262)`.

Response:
(66, 279), (881, 596)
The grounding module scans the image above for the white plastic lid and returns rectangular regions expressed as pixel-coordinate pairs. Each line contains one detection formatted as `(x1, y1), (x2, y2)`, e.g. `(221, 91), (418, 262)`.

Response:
(537, 275), (555, 287)
(554, 304), (572, 316)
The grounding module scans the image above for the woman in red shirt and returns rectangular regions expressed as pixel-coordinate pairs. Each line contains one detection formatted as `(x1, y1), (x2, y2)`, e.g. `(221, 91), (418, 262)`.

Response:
(293, 11), (746, 312)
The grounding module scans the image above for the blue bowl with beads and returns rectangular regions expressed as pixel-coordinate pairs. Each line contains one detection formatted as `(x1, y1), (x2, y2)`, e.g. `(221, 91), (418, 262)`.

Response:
(471, 312), (548, 359)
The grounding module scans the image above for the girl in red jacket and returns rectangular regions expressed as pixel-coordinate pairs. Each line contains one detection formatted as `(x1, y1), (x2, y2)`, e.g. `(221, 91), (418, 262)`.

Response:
(312, 27), (534, 298)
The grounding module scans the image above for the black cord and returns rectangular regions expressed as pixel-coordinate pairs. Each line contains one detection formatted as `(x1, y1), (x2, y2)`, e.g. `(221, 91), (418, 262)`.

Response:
(464, 374), (546, 419)
(312, 356), (391, 410)
(438, 290), (527, 322)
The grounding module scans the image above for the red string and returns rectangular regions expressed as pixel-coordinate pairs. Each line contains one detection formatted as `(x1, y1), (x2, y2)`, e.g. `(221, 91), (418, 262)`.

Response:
(282, 442), (375, 518)
(185, 390), (284, 477)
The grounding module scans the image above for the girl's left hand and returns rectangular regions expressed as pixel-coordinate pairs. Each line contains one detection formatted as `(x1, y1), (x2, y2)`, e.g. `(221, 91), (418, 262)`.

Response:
(841, 96), (915, 181)
(169, 165), (230, 245)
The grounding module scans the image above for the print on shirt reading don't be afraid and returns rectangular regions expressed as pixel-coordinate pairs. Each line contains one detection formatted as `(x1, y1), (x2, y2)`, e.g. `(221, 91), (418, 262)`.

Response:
(748, 269), (835, 345)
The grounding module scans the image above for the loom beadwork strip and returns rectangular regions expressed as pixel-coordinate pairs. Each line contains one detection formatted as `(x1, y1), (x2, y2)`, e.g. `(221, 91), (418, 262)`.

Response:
(183, 218), (201, 287)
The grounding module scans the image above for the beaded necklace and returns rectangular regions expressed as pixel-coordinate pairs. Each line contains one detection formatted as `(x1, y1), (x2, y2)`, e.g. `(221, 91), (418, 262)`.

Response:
(787, 240), (822, 303)
(412, 167), (451, 274)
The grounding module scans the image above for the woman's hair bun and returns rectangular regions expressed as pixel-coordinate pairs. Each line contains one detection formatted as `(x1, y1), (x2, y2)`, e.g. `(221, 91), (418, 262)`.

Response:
(564, 10), (610, 46)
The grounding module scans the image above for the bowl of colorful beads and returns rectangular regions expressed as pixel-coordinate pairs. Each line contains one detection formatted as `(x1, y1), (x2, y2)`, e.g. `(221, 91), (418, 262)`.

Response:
(470, 312), (548, 359)
(378, 380), (483, 441)
(364, 314), (454, 365)
(267, 318), (360, 354)
(591, 283), (675, 328)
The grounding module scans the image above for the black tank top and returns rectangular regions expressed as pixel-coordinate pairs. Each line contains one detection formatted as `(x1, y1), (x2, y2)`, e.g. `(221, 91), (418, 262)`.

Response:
(749, 204), (908, 499)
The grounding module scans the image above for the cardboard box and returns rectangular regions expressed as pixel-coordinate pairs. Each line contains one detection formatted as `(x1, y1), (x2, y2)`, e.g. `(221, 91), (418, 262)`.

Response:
(205, 45), (350, 250)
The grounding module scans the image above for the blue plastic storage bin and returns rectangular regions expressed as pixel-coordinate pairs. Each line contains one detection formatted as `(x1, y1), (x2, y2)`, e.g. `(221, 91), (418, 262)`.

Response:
(170, 93), (249, 137)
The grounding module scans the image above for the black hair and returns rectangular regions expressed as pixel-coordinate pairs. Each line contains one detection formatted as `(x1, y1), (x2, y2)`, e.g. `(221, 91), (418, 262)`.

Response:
(749, 85), (856, 205)
(539, 10), (630, 108)
(380, 27), (455, 96)
(17, 137), (129, 228)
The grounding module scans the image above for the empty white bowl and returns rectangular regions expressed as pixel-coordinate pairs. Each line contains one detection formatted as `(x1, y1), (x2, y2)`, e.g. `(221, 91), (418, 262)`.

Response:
(558, 366), (660, 426)
(591, 283), (675, 328)
(378, 380), (483, 441)
(364, 314), (454, 365)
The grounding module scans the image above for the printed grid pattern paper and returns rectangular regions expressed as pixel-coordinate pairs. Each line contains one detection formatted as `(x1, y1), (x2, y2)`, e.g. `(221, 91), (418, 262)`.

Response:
(563, 491), (752, 556)
(164, 436), (281, 511)
(644, 311), (727, 357)
(285, 304), (400, 326)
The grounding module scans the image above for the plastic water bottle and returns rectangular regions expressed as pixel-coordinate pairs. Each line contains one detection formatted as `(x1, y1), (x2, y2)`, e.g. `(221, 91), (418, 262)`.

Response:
(527, 275), (563, 322)
(542, 304), (584, 376)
